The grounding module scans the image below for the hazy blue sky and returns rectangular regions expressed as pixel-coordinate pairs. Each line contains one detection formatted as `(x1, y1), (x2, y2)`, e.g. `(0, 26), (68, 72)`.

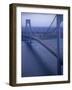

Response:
(21, 13), (57, 27)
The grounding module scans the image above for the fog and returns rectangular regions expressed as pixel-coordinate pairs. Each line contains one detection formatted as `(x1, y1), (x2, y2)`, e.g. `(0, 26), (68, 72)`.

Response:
(21, 13), (57, 27)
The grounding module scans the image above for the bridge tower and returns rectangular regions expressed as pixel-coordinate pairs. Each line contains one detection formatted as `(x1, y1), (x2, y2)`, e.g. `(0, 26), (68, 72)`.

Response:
(57, 15), (63, 75)
(26, 19), (31, 28)
(25, 19), (32, 43)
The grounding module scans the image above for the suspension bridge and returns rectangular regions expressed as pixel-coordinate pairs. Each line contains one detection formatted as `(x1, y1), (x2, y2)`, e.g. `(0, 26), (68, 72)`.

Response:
(22, 15), (63, 77)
